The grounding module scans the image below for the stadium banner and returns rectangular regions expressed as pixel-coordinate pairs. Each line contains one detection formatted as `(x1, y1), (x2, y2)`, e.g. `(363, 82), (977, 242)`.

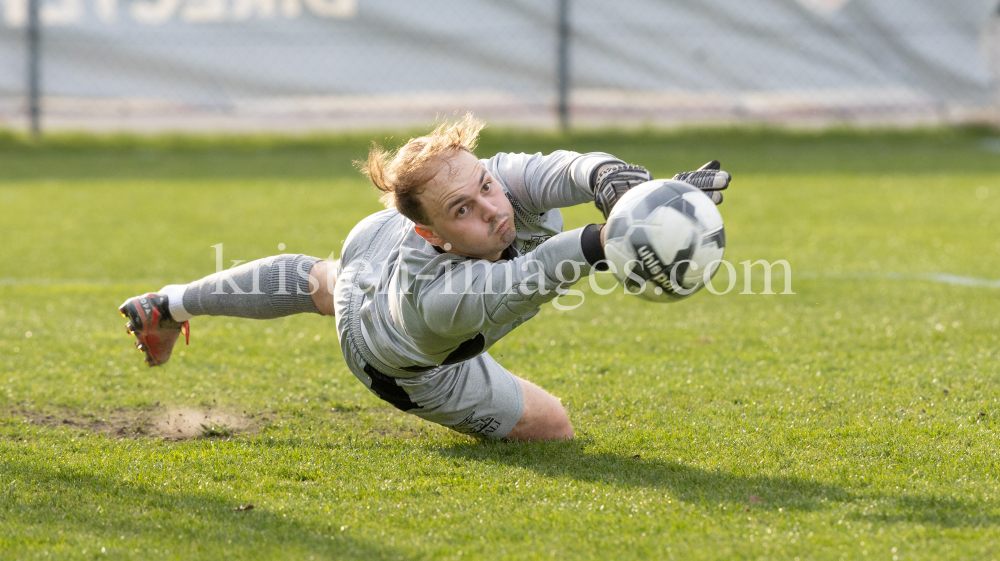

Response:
(0, 0), (996, 126)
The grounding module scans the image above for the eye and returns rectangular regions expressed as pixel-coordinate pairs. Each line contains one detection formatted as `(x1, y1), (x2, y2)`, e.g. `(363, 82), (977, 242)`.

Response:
(482, 181), (491, 192)
(456, 206), (468, 217)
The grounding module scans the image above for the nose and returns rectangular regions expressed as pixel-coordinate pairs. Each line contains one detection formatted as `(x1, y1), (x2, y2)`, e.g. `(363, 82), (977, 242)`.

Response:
(481, 197), (499, 221)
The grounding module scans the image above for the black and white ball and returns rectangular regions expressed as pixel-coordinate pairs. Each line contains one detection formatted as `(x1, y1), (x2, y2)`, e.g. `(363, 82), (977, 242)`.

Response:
(603, 179), (726, 303)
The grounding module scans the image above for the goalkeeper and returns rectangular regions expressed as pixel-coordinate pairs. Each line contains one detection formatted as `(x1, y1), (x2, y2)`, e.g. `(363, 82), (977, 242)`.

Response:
(118, 115), (729, 441)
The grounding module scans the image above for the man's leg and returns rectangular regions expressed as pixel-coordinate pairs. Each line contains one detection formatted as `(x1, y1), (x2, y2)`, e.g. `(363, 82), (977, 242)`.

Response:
(504, 378), (574, 441)
(159, 254), (323, 322)
(121, 254), (330, 366)
(307, 259), (338, 316)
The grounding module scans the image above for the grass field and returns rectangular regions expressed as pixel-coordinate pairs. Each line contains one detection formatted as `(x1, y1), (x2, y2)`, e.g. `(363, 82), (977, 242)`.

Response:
(1, 126), (999, 560)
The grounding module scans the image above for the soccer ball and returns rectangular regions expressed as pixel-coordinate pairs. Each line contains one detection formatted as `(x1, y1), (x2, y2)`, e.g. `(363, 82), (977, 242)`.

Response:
(603, 179), (726, 303)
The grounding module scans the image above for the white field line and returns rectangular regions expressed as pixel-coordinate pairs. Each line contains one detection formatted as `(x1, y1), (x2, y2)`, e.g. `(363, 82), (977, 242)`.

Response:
(782, 271), (1000, 288)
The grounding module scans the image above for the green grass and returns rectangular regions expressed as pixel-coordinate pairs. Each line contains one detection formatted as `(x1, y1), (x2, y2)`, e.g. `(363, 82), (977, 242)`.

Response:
(1, 127), (999, 560)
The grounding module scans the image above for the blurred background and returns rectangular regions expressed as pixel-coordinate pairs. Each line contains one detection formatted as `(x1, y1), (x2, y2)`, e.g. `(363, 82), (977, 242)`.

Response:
(1, 0), (999, 134)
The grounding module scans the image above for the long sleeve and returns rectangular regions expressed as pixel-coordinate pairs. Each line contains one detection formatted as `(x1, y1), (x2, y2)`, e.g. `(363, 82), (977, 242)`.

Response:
(483, 151), (624, 214)
(401, 225), (602, 339)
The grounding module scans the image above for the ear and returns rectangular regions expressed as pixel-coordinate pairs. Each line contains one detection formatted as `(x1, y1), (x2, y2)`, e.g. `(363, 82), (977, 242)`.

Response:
(414, 224), (446, 248)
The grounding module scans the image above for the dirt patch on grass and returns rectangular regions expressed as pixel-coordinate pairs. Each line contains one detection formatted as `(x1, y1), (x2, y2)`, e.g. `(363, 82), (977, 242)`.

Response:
(8, 405), (265, 440)
(154, 408), (254, 439)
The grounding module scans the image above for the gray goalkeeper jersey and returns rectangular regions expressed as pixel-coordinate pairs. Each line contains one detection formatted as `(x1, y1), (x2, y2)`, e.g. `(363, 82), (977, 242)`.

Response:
(333, 150), (621, 378)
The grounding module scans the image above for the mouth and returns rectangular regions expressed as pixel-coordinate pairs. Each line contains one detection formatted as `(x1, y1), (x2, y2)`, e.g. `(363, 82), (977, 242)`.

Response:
(495, 218), (509, 235)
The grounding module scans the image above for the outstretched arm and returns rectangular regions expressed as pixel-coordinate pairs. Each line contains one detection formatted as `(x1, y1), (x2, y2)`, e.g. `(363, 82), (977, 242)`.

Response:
(407, 223), (607, 339)
(486, 151), (731, 219)
(484, 150), (627, 214)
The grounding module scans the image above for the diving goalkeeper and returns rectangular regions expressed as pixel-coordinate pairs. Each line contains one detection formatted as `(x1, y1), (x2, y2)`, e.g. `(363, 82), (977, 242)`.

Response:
(118, 115), (729, 441)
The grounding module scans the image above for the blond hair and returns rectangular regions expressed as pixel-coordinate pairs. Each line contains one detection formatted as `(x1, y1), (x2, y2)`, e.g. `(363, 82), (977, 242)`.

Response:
(359, 113), (485, 225)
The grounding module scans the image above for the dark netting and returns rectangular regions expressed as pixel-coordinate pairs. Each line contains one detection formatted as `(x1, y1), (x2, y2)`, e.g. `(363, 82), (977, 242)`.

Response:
(1, 0), (997, 132)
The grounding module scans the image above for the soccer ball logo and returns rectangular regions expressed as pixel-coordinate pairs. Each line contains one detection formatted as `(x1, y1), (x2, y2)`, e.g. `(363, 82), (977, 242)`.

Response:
(603, 179), (726, 303)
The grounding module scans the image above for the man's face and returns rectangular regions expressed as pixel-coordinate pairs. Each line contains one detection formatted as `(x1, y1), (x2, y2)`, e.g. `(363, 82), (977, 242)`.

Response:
(414, 150), (517, 261)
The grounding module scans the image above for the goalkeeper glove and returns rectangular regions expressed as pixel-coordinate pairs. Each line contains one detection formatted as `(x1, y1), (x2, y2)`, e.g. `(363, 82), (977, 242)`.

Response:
(592, 163), (652, 219)
(673, 160), (730, 205)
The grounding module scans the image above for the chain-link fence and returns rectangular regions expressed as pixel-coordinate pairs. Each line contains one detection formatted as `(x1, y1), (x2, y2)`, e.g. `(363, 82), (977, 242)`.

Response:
(1, 0), (998, 133)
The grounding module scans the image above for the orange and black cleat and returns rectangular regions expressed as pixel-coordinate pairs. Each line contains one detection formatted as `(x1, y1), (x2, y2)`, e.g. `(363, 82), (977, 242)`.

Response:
(118, 293), (189, 367)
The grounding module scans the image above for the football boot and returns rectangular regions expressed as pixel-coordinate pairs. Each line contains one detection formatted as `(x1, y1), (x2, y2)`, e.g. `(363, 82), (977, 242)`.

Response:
(119, 293), (189, 367)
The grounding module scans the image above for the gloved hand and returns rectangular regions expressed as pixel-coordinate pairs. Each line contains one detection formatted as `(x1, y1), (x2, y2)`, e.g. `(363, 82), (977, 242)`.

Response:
(593, 163), (652, 219)
(673, 160), (730, 205)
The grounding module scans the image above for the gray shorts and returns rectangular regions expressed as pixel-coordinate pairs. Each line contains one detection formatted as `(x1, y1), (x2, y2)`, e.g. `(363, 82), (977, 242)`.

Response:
(346, 344), (524, 439)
